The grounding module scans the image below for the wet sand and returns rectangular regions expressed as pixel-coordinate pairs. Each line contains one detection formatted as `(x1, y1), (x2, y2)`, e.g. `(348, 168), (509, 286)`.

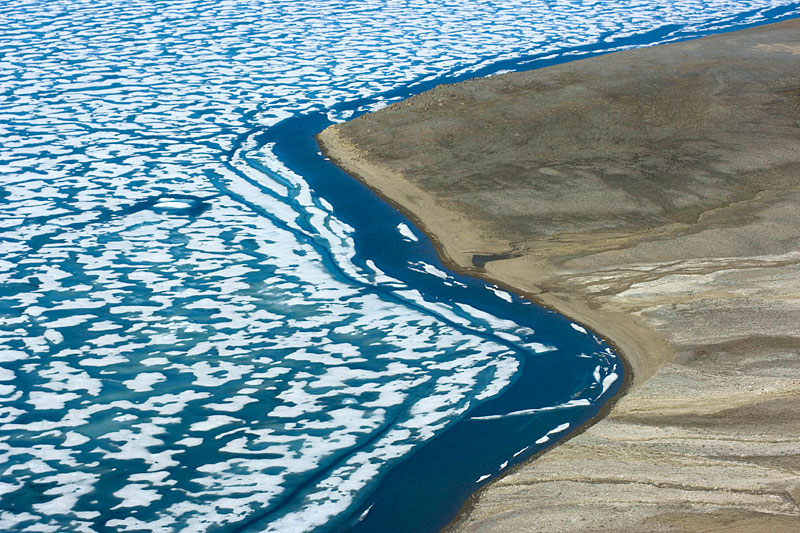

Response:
(318, 19), (800, 532)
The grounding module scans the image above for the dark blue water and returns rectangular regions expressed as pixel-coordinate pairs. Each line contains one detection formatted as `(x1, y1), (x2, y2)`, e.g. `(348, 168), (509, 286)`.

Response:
(1, 1), (798, 531)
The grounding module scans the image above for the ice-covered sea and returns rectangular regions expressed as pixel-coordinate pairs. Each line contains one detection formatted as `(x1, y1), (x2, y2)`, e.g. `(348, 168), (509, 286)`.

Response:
(1, 1), (798, 531)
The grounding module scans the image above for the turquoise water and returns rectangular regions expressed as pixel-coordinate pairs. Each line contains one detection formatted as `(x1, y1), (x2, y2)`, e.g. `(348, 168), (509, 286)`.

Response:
(1, 1), (798, 531)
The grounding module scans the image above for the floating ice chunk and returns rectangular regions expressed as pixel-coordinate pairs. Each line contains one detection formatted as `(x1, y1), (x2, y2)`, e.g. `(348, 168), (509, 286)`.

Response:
(397, 222), (419, 242)
(570, 323), (588, 334)
(357, 504), (374, 522)
(123, 372), (166, 393)
(499, 460), (508, 469)
(487, 285), (513, 302)
(112, 483), (161, 509)
(153, 200), (193, 209)
(476, 474), (491, 483)
(128, 471), (171, 485)
(87, 320), (122, 332)
(31, 471), (97, 515)
(189, 415), (240, 432)
(28, 391), (80, 410)
(471, 399), (591, 421)
(494, 331), (521, 342)
(43, 315), (96, 329)
(455, 303), (518, 330)
(0, 482), (22, 496)
(205, 396), (257, 413)
(551, 422), (571, 433)
(601, 372), (619, 395)
(408, 261), (449, 280)
(527, 342), (557, 353)
(475, 355), (519, 401)
(88, 333), (126, 347)
(44, 329), (64, 344)
(535, 422), (571, 445)
(63, 432), (90, 447)
(175, 437), (203, 447)
(79, 355), (127, 367)
(141, 357), (169, 366)
(151, 197), (208, 216)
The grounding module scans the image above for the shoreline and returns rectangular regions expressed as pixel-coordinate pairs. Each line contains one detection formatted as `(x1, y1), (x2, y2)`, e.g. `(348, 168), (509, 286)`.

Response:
(316, 123), (633, 532)
(316, 126), (674, 390)
(318, 122), (637, 438)
(318, 19), (800, 531)
(317, 97), (641, 532)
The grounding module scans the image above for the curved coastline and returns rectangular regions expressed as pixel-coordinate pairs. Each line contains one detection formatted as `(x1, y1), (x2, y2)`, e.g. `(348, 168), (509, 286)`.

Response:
(315, 96), (642, 530)
(317, 19), (800, 531)
(264, 99), (625, 532)
(316, 126), (663, 388)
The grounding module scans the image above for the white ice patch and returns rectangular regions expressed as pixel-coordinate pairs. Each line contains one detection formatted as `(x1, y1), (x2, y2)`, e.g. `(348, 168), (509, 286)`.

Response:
(44, 329), (64, 344)
(63, 432), (90, 447)
(123, 372), (167, 393)
(571, 323), (588, 334)
(513, 446), (529, 458)
(471, 399), (591, 421)
(408, 261), (449, 280)
(189, 415), (241, 432)
(601, 372), (619, 396)
(487, 285), (514, 303)
(357, 504), (374, 522)
(175, 437), (203, 447)
(204, 396), (257, 413)
(534, 422), (571, 445)
(153, 200), (193, 209)
(527, 342), (557, 354)
(112, 483), (162, 509)
(397, 222), (419, 242)
(28, 391), (80, 410)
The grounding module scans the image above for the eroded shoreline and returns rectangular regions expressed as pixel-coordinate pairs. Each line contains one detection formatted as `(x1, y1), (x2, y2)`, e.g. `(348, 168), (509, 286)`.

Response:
(318, 19), (800, 531)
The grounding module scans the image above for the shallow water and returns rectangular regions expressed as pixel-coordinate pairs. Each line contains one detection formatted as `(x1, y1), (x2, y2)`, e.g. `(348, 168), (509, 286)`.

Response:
(1, 1), (798, 531)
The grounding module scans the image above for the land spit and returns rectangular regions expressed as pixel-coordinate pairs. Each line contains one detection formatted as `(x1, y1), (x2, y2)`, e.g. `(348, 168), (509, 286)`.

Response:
(317, 19), (800, 532)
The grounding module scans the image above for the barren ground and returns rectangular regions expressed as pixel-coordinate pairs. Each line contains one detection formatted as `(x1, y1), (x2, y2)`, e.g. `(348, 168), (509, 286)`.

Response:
(318, 19), (800, 532)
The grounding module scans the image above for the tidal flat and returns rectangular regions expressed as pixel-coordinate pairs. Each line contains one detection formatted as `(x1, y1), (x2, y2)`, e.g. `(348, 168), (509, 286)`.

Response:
(318, 19), (800, 531)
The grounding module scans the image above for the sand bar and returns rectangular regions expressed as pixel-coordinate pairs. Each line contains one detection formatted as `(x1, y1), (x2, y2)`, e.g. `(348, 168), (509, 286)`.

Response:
(318, 20), (800, 532)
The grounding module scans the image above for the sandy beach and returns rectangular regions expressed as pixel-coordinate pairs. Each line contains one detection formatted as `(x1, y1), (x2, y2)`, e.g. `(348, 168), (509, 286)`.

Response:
(318, 19), (800, 532)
